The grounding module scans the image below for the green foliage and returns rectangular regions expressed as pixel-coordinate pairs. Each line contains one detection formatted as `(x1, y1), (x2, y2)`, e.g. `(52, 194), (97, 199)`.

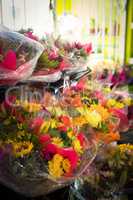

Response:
(37, 51), (59, 70)
(98, 122), (109, 133)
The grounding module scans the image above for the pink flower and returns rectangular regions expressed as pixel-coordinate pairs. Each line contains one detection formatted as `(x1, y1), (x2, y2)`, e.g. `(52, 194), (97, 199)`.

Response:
(48, 51), (58, 60)
(0, 50), (17, 70)
(59, 60), (70, 71)
(74, 42), (83, 49)
(25, 31), (38, 41)
(73, 78), (87, 91)
(83, 43), (92, 54)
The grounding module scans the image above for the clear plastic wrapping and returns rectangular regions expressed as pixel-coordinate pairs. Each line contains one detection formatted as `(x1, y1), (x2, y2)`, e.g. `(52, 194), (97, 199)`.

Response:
(0, 26), (44, 85)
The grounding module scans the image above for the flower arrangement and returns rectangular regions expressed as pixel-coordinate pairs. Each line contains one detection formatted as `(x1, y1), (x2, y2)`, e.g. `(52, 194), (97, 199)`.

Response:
(0, 92), (97, 182)
(1, 77), (130, 182)
(69, 143), (133, 200)
(35, 35), (92, 75)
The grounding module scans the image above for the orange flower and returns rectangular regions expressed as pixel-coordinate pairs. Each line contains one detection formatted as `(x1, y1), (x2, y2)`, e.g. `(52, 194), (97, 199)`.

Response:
(95, 131), (120, 144)
(71, 95), (82, 107)
(104, 132), (120, 143)
(59, 115), (72, 127)
(89, 104), (109, 121)
(73, 116), (86, 126)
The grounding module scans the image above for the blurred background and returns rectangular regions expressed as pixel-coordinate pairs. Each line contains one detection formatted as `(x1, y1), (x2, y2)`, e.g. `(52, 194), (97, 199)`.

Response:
(0, 0), (132, 65)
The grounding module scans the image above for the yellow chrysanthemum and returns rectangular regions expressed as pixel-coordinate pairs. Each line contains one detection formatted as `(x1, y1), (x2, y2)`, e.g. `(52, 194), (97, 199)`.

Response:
(48, 154), (64, 178)
(62, 158), (71, 173)
(119, 144), (133, 153)
(52, 137), (63, 147)
(89, 104), (109, 121)
(86, 110), (102, 128)
(13, 141), (33, 157)
(73, 139), (83, 154)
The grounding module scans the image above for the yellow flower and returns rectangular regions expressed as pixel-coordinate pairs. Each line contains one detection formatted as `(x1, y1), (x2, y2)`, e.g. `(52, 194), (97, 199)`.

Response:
(13, 141), (33, 157)
(103, 87), (111, 93)
(48, 154), (71, 178)
(86, 110), (102, 128)
(77, 105), (102, 127)
(17, 100), (42, 113)
(72, 139), (83, 154)
(107, 99), (124, 109)
(48, 154), (64, 178)
(16, 130), (26, 138)
(40, 119), (57, 133)
(52, 137), (63, 147)
(123, 97), (132, 106)
(89, 104), (109, 121)
(62, 158), (71, 173)
(119, 144), (133, 153)
(67, 130), (74, 138)
(107, 99), (117, 108)
(73, 116), (87, 126)
(115, 102), (124, 109)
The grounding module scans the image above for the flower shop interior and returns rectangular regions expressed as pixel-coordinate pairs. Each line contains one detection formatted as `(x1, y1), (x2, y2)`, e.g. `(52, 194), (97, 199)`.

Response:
(0, 0), (133, 200)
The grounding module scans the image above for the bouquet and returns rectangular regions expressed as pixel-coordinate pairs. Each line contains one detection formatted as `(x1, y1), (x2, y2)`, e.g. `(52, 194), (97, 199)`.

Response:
(0, 26), (44, 85)
(24, 34), (92, 82)
(0, 88), (97, 196)
(70, 143), (133, 200)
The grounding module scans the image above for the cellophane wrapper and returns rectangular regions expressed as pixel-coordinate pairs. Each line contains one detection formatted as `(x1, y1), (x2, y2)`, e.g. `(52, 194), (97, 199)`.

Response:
(0, 26), (44, 86)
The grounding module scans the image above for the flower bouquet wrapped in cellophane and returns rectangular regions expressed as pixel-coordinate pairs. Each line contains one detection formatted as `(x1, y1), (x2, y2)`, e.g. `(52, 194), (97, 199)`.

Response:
(69, 143), (133, 200)
(27, 34), (92, 82)
(0, 26), (44, 86)
(0, 87), (97, 197)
